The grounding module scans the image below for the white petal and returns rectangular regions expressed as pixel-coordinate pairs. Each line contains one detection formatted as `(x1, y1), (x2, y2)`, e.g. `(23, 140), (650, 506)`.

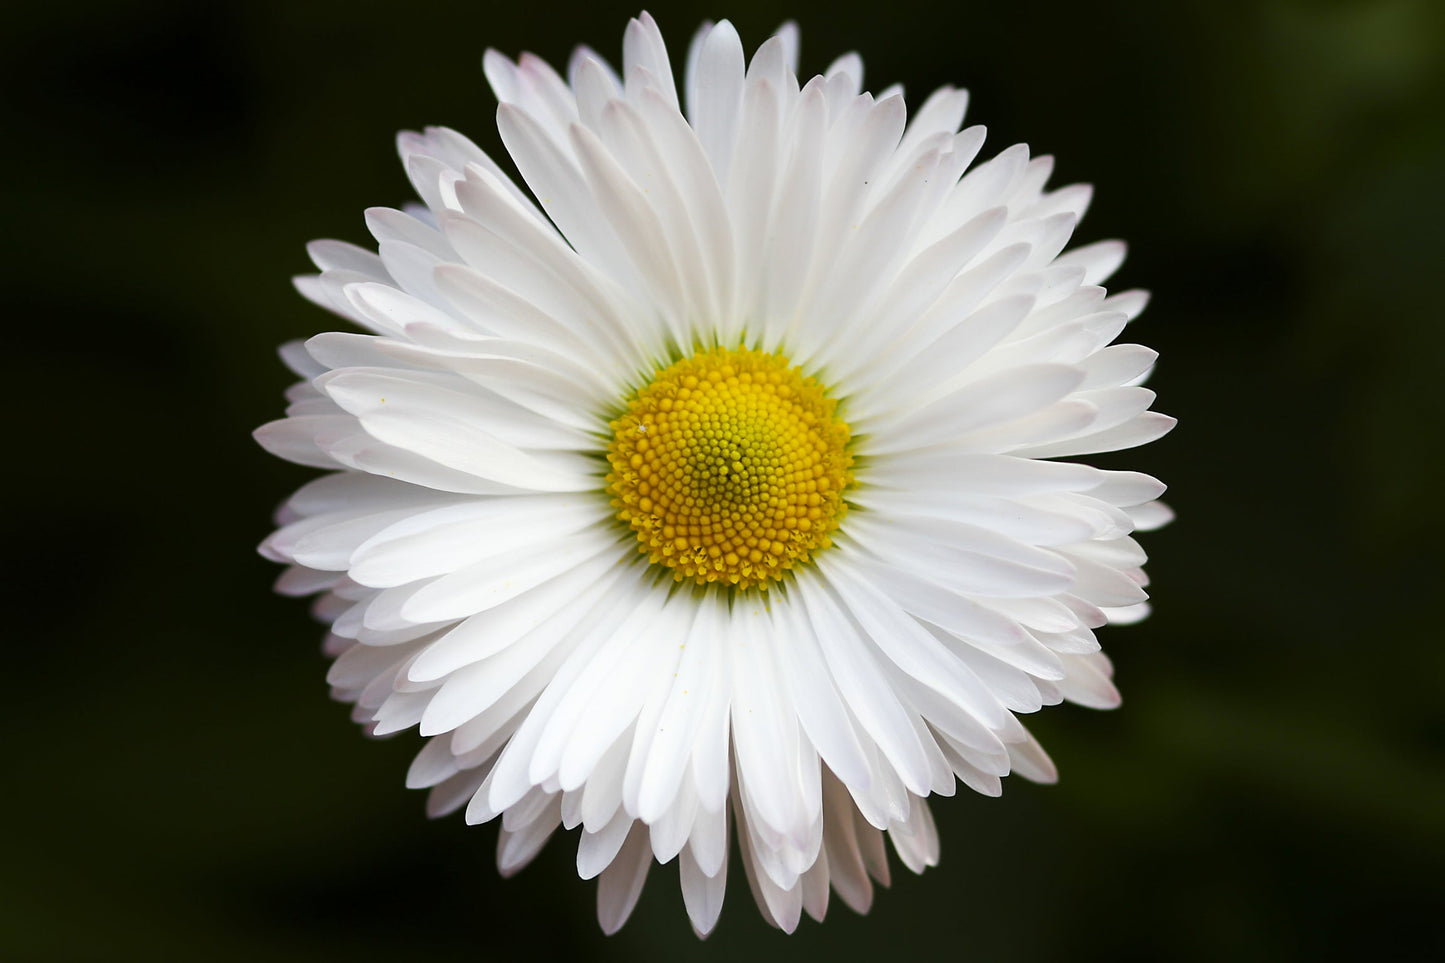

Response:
(307, 239), (387, 278)
(1128, 500), (1175, 531)
(493, 103), (645, 296)
(736, 804), (804, 933)
(687, 800), (729, 878)
(593, 97), (716, 326)
(1005, 728), (1059, 783)
(635, 87), (738, 323)
(846, 514), (1076, 598)
(834, 204), (1007, 385)
(771, 591), (874, 791)
(253, 416), (348, 470)
(623, 12), (678, 110)
(1056, 652), (1122, 709)
(688, 20), (746, 182)
(772, 21), (799, 75)
(399, 524), (621, 623)
(862, 240), (1033, 391)
(866, 451), (1101, 496)
(888, 795), (940, 873)
(318, 369), (595, 492)
(725, 74), (782, 341)
(757, 80), (825, 341)
(365, 206), (457, 262)
(273, 564), (341, 597)
(867, 363), (1084, 454)
(1054, 239), (1127, 285)
(444, 167), (650, 359)
(568, 122), (692, 336)
(523, 594), (668, 789)
(580, 728), (633, 832)
(427, 764), (493, 818)
(482, 583), (643, 816)
(837, 552), (1063, 682)
(858, 293), (1039, 414)
(597, 822), (652, 934)
(577, 808), (633, 880)
(728, 601), (808, 844)
(679, 843), (728, 937)
(821, 771), (873, 913)
(647, 773), (698, 863)
(418, 571), (614, 736)
(851, 487), (1097, 545)
(636, 597), (722, 822)
(556, 591), (691, 793)
(688, 595), (734, 814)
(1012, 411), (1177, 458)
(795, 570), (933, 796)
(1102, 602), (1153, 625)
(897, 86), (970, 161)
(497, 793), (561, 876)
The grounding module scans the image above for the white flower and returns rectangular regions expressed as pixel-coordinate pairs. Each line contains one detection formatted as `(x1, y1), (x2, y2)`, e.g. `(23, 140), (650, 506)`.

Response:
(256, 12), (1173, 937)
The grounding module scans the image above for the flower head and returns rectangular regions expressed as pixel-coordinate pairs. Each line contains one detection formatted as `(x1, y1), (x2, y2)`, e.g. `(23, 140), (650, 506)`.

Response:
(256, 12), (1173, 936)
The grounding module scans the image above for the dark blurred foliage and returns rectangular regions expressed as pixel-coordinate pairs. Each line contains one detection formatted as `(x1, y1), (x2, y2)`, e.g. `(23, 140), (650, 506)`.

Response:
(2, 0), (1442, 959)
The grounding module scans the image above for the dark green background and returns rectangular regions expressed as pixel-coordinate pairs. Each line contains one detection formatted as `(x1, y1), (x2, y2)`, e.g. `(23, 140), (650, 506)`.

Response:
(5, 0), (1442, 958)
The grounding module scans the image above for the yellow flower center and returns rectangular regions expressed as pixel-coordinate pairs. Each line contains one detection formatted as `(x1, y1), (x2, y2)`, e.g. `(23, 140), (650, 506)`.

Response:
(605, 346), (853, 590)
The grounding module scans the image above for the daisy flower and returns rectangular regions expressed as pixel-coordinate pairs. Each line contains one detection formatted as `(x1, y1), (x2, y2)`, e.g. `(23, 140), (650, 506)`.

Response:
(256, 12), (1173, 937)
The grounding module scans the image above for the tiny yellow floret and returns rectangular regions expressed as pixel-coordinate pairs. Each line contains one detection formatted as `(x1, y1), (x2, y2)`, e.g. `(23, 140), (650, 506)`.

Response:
(606, 346), (852, 590)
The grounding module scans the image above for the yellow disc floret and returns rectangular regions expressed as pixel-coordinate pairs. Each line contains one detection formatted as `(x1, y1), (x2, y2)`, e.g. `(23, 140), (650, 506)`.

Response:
(605, 346), (853, 590)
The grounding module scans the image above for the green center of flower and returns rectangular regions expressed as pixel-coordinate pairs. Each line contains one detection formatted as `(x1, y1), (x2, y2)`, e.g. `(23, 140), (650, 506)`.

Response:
(604, 347), (852, 590)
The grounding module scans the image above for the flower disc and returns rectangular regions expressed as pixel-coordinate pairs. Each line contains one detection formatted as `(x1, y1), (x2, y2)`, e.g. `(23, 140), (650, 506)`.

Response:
(605, 346), (852, 589)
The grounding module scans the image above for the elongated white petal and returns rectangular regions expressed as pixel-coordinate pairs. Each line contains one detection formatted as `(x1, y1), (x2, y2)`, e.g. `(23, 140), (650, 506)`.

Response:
(689, 20), (745, 182)
(680, 842), (728, 937)
(399, 524), (622, 623)
(597, 822), (652, 934)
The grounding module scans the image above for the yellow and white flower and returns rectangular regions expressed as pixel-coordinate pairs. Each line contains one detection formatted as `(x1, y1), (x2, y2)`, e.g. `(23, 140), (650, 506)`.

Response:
(256, 12), (1173, 936)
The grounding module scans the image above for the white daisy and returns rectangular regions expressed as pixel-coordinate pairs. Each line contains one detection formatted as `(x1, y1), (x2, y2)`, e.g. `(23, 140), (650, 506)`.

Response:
(256, 12), (1173, 937)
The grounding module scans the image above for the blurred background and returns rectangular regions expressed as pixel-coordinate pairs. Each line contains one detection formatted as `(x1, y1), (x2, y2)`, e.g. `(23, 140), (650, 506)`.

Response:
(3, 0), (1442, 958)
